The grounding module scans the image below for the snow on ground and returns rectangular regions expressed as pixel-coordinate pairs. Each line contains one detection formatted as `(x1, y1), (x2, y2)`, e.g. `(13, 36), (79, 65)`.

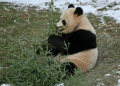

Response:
(115, 79), (120, 86)
(0, 0), (120, 23)
(0, 0), (120, 86)
(1, 84), (10, 86)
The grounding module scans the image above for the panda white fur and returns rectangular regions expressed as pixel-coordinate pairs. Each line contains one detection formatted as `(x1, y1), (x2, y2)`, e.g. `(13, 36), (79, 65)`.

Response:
(53, 4), (98, 73)
(37, 4), (98, 74)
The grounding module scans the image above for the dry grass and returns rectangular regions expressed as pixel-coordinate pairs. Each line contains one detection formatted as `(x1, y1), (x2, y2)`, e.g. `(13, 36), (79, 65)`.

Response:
(86, 14), (120, 86)
(0, 2), (120, 86)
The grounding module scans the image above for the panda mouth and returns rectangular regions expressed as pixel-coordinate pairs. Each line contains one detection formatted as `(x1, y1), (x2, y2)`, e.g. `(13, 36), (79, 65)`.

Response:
(60, 29), (64, 32)
(58, 29), (64, 33)
(57, 28), (64, 33)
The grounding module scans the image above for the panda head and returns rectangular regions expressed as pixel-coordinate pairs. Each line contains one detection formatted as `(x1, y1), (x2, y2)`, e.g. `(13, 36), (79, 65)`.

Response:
(56, 4), (83, 34)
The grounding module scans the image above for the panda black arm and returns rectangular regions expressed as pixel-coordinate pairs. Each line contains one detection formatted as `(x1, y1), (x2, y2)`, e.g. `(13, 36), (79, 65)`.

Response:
(63, 29), (97, 54)
(48, 34), (68, 56)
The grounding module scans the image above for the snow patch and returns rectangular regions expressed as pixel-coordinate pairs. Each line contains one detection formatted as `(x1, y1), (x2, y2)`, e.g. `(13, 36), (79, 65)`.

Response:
(115, 79), (120, 86)
(116, 71), (120, 74)
(0, 0), (120, 23)
(1, 84), (10, 86)
(55, 83), (64, 86)
(0, 67), (3, 70)
(104, 74), (112, 77)
(0, 67), (8, 70)
(96, 82), (105, 86)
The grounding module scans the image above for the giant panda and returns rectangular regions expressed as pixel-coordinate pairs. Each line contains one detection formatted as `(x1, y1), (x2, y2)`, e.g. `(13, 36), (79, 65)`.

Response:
(37, 4), (98, 74)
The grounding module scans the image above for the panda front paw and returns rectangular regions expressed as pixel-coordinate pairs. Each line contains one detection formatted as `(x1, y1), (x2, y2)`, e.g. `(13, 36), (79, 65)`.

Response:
(48, 34), (59, 44)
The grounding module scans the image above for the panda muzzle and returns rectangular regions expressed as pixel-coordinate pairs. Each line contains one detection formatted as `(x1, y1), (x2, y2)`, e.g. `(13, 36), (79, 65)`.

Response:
(58, 28), (64, 33)
(56, 26), (63, 33)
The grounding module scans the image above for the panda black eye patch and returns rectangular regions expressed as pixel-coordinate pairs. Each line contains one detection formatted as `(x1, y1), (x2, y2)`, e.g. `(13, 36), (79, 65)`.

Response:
(62, 20), (66, 26)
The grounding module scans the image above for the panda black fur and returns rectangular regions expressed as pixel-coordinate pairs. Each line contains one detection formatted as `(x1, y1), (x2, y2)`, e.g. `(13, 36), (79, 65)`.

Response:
(37, 4), (98, 74)
(48, 29), (96, 55)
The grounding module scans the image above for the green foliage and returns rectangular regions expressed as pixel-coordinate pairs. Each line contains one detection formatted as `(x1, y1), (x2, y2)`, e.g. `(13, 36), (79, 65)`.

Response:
(0, 1), (85, 86)
(0, 27), (68, 85)
(3, 57), (66, 86)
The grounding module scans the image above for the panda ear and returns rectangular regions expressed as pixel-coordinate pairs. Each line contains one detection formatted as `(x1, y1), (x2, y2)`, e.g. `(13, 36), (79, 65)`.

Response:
(74, 7), (83, 16)
(68, 4), (75, 8)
